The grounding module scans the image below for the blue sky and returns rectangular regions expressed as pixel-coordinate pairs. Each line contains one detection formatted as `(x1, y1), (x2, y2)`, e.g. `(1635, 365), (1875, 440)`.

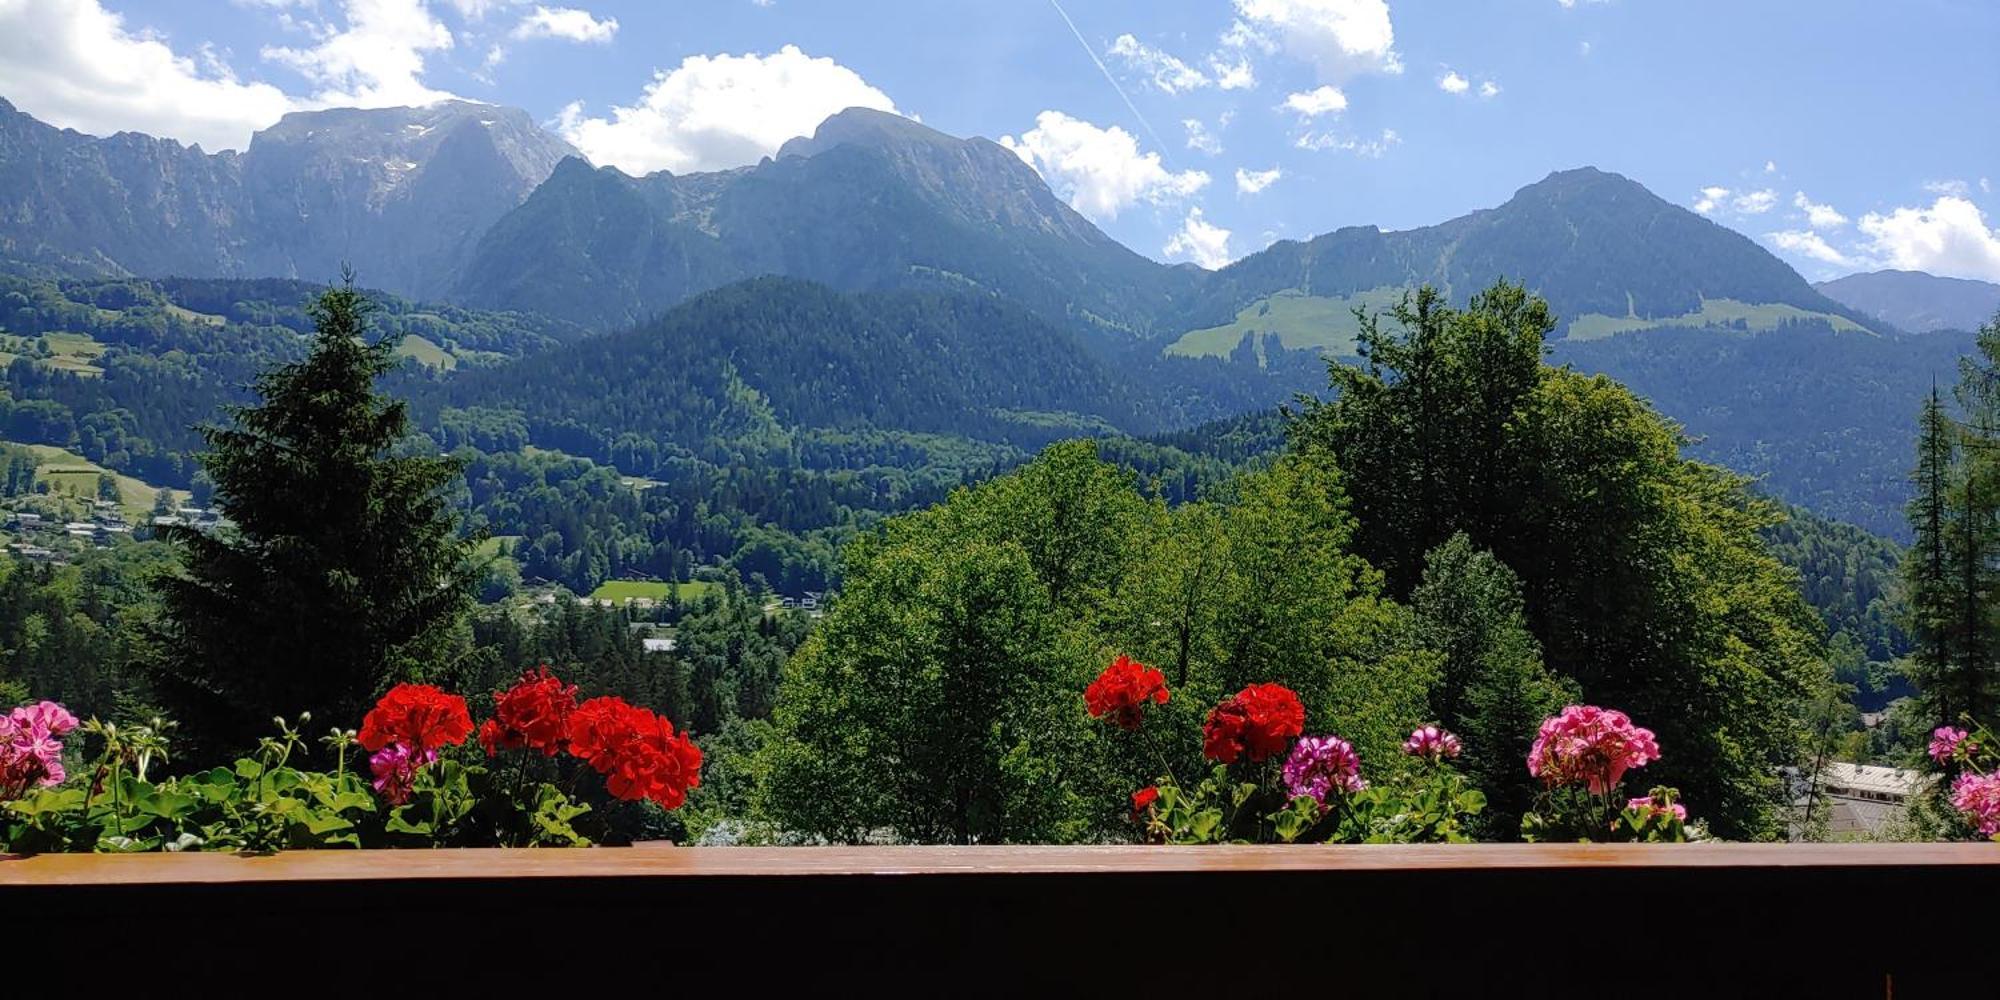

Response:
(3, 0), (1997, 281)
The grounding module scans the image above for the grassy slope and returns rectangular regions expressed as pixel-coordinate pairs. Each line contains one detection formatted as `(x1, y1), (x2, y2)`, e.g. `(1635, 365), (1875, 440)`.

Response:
(10, 441), (188, 520)
(0, 331), (108, 375)
(1166, 289), (1871, 360)
(1166, 288), (1403, 360)
(1564, 298), (1870, 341)
(588, 580), (721, 602)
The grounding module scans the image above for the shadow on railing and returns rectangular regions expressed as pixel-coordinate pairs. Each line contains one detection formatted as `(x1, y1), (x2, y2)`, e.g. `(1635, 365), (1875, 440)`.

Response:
(6, 844), (1992, 994)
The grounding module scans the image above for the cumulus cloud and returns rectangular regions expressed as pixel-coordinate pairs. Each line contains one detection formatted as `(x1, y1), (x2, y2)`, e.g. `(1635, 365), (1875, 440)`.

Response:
(559, 45), (897, 175)
(1793, 192), (1847, 230)
(262, 0), (458, 108)
(1732, 189), (1777, 214)
(1858, 196), (2000, 282)
(1692, 186), (1730, 215)
(1479, 80), (1500, 98)
(511, 5), (617, 43)
(1164, 207), (1233, 269)
(1183, 118), (1223, 155)
(1108, 34), (1210, 95)
(0, 0), (297, 151)
(1925, 179), (1972, 198)
(1284, 85), (1348, 118)
(1001, 110), (1209, 221)
(1767, 229), (1853, 268)
(1232, 0), (1400, 79)
(1235, 165), (1282, 194)
(1209, 55), (1256, 90)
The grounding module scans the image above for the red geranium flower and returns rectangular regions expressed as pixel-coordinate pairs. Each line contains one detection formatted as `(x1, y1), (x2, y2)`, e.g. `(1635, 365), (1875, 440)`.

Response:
(567, 696), (703, 809)
(1130, 785), (1160, 819)
(1085, 655), (1170, 730)
(358, 683), (473, 754)
(1202, 683), (1305, 764)
(479, 666), (578, 756)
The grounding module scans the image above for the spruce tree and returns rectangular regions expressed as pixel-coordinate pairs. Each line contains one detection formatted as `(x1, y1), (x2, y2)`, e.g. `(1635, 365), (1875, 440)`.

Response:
(1904, 385), (1958, 733)
(147, 280), (476, 754)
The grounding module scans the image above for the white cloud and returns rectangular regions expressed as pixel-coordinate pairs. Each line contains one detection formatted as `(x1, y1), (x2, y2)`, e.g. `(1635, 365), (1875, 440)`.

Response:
(559, 45), (897, 175)
(1233, 0), (1399, 79)
(1733, 189), (1778, 214)
(1768, 229), (1853, 268)
(1858, 196), (2000, 282)
(1479, 80), (1500, 98)
(1438, 70), (1469, 94)
(1284, 84), (1348, 118)
(0, 0), (297, 151)
(1001, 110), (1209, 221)
(1792, 191), (1847, 230)
(1209, 55), (1256, 90)
(1235, 165), (1282, 194)
(1163, 207), (1233, 269)
(1693, 186), (1730, 215)
(263, 0), (458, 108)
(441, 0), (510, 18)
(1183, 118), (1223, 155)
(1108, 34), (1209, 95)
(1298, 127), (1398, 157)
(1764, 160), (1778, 174)
(1925, 179), (1973, 198)
(511, 6), (617, 43)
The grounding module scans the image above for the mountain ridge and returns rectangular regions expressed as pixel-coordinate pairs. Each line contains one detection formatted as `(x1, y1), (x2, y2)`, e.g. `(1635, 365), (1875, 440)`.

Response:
(1816, 269), (2000, 334)
(0, 97), (575, 297)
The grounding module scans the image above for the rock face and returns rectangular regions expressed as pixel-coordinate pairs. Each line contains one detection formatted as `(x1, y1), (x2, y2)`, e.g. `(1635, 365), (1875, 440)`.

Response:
(0, 97), (575, 297)
(454, 107), (1190, 337)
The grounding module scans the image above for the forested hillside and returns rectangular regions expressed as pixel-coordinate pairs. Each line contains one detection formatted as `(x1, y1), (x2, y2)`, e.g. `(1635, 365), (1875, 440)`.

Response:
(0, 273), (584, 488)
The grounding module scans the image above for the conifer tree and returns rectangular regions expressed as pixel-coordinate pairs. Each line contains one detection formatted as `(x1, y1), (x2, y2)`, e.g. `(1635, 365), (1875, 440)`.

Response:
(1903, 385), (1959, 734)
(147, 279), (476, 753)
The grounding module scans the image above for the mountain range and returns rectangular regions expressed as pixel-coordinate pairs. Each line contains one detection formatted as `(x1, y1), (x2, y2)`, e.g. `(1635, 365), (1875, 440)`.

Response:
(0, 97), (573, 298)
(0, 95), (1980, 538)
(1816, 270), (2000, 334)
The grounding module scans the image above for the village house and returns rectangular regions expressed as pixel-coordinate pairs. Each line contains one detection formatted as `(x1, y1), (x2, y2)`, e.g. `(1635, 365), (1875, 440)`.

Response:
(1793, 762), (1921, 839)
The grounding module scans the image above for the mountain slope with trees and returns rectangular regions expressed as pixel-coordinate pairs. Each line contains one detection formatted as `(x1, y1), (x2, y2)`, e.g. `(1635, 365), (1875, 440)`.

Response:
(1816, 270), (2000, 334)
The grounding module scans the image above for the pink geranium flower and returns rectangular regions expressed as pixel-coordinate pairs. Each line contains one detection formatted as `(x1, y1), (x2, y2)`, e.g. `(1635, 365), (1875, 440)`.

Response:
(1527, 705), (1660, 794)
(368, 742), (438, 806)
(0, 700), (80, 799)
(1951, 772), (2000, 838)
(1283, 735), (1366, 805)
(1402, 725), (1463, 762)
(1929, 726), (1976, 765)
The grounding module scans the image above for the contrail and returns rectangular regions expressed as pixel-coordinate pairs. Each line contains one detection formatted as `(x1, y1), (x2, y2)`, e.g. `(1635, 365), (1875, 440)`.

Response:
(1045, 0), (1175, 160)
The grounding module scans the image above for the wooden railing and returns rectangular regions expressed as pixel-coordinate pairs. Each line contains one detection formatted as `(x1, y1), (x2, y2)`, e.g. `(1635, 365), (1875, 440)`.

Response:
(8, 844), (1994, 994)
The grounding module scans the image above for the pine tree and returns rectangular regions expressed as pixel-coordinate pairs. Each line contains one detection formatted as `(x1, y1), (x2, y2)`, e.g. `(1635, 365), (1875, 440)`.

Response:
(146, 280), (477, 754)
(1904, 385), (1958, 733)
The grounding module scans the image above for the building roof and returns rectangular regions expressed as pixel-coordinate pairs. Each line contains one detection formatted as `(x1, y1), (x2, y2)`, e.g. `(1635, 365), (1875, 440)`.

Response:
(1820, 762), (1919, 799)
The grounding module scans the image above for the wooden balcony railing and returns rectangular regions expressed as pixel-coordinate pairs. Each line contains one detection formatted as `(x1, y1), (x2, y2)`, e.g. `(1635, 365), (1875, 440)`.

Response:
(8, 844), (1994, 994)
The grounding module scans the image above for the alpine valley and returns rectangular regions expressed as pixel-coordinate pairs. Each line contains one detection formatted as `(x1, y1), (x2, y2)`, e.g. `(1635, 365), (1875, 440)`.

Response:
(0, 94), (1982, 598)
